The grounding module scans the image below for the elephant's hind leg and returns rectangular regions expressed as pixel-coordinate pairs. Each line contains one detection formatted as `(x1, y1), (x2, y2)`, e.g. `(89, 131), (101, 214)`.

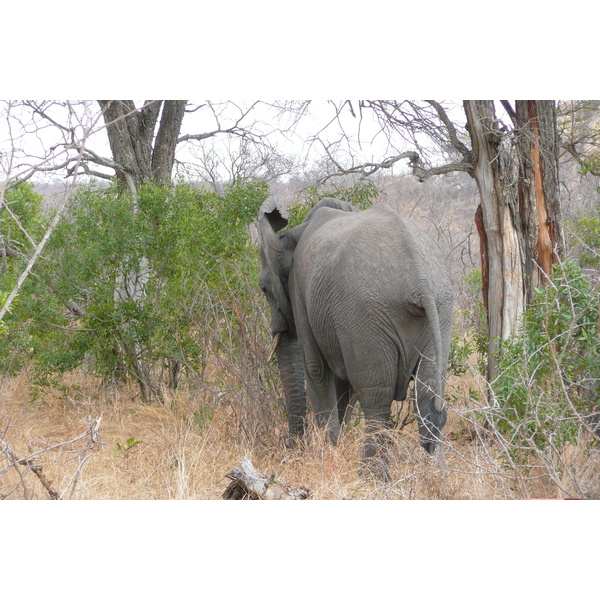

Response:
(413, 360), (447, 454)
(335, 377), (355, 431)
(356, 385), (394, 481)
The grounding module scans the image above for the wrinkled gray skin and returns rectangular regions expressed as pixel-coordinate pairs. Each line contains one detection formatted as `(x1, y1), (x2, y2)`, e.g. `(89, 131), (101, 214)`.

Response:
(258, 197), (453, 478)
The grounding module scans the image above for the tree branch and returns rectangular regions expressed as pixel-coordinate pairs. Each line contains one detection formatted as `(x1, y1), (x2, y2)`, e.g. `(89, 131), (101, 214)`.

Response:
(178, 101), (262, 143)
(152, 100), (187, 182)
(316, 139), (421, 184)
(0, 109), (106, 321)
(306, 100), (475, 186)
(500, 100), (518, 128)
(408, 153), (474, 182)
(426, 99), (472, 155)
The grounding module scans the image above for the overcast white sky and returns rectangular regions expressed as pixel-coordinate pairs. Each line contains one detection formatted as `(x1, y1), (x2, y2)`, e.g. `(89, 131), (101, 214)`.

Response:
(2, 3), (591, 595)
(0, 100), (455, 185)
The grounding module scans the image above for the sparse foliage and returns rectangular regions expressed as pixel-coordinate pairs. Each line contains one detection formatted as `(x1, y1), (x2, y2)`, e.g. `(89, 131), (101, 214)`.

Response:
(286, 180), (378, 227)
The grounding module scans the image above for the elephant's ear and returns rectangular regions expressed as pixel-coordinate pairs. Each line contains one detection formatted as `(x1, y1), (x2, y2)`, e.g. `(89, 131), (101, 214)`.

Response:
(259, 196), (288, 232)
(258, 198), (295, 330)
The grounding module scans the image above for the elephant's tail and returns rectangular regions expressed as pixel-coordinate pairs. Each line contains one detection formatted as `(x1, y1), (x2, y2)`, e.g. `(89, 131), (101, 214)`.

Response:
(421, 289), (445, 414)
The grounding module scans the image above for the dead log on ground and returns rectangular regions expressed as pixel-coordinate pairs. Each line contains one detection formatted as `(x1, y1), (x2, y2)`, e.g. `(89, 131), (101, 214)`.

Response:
(223, 457), (310, 500)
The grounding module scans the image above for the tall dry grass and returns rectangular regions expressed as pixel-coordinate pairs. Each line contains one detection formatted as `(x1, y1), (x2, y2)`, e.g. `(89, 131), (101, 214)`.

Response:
(2, 358), (598, 500)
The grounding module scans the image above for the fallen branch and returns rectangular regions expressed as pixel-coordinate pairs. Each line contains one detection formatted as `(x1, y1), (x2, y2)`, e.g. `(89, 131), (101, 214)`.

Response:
(223, 457), (310, 500)
(0, 415), (102, 500)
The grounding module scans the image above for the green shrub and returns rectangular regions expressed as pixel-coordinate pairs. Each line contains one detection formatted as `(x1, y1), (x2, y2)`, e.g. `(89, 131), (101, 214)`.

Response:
(0, 179), (269, 390)
(448, 335), (475, 377)
(492, 260), (599, 460)
(0, 183), (53, 374)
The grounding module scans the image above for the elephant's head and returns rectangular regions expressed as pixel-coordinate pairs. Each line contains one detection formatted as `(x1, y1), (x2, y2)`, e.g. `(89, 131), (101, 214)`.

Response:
(257, 196), (357, 444)
(258, 196), (358, 338)
(257, 196), (297, 337)
(258, 197), (305, 443)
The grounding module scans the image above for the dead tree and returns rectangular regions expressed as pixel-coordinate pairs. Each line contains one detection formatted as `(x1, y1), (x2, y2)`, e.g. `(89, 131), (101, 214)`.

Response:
(464, 100), (563, 381)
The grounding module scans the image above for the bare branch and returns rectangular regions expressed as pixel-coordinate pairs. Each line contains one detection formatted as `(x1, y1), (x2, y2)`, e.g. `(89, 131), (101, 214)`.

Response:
(300, 100), (475, 187)
(0, 109), (106, 321)
(426, 100), (472, 155)
(500, 100), (518, 128)
(408, 153), (474, 182)
(316, 138), (420, 184)
(0, 415), (102, 500)
(178, 101), (263, 143)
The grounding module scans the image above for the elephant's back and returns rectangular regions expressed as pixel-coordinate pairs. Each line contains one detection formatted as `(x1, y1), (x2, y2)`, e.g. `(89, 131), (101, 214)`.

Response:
(295, 204), (432, 337)
(296, 203), (440, 291)
(294, 203), (451, 377)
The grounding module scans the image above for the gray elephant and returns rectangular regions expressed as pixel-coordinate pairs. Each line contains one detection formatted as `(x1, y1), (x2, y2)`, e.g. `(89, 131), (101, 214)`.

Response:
(258, 196), (453, 478)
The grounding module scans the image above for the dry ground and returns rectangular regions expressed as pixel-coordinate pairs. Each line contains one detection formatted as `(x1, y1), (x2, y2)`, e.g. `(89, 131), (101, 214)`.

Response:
(1, 368), (598, 500)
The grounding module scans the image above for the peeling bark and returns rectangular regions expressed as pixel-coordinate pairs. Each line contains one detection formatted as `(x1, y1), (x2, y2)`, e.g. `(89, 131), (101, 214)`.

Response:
(464, 100), (562, 384)
(465, 101), (525, 382)
(515, 100), (563, 300)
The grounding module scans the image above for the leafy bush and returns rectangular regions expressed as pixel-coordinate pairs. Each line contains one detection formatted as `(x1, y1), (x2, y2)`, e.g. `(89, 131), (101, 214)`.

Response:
(0, 182), (46, 247)
(0, 183), (52, 373)
(491, 260), (599, 459)
(0, 179), (269, 390)
(448, 335), (475, 377)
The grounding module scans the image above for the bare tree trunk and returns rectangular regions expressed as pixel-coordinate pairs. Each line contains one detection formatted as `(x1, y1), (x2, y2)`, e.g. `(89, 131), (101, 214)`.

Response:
(97, 100), (187, 401)
(464, 100), (563, 383)
(465, 101), (524, 383)
(152, 101), (187, 183)
(98, 100), (187, 185)
(98, 100), (160, 184)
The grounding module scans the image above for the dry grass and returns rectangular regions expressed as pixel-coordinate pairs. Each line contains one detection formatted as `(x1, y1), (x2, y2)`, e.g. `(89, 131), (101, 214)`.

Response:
(1, 367), (598, 500)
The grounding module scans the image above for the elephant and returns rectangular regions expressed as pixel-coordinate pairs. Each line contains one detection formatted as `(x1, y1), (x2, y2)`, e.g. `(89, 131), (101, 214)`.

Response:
(258, 196), (453, 478)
